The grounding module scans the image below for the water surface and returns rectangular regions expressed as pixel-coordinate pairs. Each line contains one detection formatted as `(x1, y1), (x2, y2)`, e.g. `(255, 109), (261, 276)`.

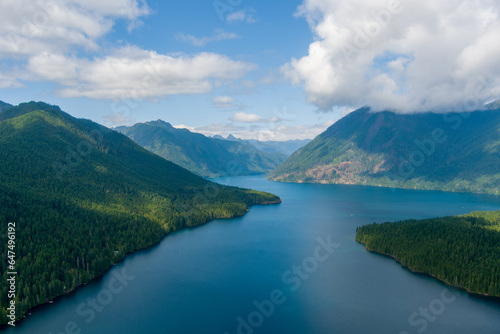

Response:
(4, 176), (500, 334)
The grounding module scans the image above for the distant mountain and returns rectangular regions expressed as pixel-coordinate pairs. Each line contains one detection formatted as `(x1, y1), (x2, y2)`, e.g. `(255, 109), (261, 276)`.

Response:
(269, 107), (500, 195)
(0, 101), (280, 323)
(241, 139), (311, 156)
(486, 99), (500, 110)
(212, 135), (311, 156)
(116, 121), (287, 178)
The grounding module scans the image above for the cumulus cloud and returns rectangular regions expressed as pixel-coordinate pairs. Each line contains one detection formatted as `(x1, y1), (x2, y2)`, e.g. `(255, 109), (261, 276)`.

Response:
(0, 72), (24, 89)
(230, 112), (281, 123)
(284, 0), (500, 112)
(177, 29), (239, 47)
(0, 0), (150, 57)
(26, 47), (256, 100)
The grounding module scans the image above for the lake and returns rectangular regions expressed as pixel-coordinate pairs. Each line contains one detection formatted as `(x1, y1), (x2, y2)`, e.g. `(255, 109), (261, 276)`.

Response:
(3, 176), (500, 334)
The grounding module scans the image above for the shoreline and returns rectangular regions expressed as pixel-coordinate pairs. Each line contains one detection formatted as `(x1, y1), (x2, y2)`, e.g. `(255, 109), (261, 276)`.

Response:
(267, 177), (500, 196)
(0, 199), (281, 329)
(356, 240), (500, 300)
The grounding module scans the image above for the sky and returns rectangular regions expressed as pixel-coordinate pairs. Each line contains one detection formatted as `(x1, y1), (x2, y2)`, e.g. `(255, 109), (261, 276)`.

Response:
(0, 0), (499, 140)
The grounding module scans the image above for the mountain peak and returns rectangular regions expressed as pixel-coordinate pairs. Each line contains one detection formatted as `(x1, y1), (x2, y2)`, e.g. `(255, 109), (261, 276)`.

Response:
(486, 99), (500, 110)
(0, 101), (63, 122)
(226, 134), (239, 141)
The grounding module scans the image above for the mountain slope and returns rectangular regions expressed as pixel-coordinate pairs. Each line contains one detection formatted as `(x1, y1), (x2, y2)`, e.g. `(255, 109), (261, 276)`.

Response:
(0, 102), (280, 323)
(269, 107), (500, 194)
(220, 136), (311, 156)
(0, 101), (12, 113)
(116, 121), (287, 178)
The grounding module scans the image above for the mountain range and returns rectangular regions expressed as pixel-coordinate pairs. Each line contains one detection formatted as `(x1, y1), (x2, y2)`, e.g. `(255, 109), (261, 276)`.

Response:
(214, 134), (311, 156)
(116, 121), (293, 178)
(269, 107), (500, 195)
(0, 101), (280, 323)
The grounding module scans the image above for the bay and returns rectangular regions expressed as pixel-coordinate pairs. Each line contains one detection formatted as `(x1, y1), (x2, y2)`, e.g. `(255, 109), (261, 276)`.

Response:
(3, 176), (500, 334)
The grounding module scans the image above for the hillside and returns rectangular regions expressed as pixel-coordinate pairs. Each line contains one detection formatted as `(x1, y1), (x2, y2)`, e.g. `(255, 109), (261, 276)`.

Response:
(223, 136), (311, 156)
(356, 211), (500, 297)
(269, 107), (500, 194)
(0, 101), (12, 113)
(0, 101), (280, 323)
(116, 121), (287, 178)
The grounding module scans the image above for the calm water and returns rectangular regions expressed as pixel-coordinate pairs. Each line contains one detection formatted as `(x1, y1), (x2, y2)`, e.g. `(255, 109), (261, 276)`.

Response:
(3, 176), (500, 334)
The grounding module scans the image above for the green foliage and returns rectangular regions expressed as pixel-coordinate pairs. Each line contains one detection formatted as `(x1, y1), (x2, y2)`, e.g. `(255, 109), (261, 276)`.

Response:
(356, 211), (500, 297)
(116, 120), (287, 178)
(0, 102), (280, 324)
(0, 101), (12, 113)
(269, 107), (500, 195)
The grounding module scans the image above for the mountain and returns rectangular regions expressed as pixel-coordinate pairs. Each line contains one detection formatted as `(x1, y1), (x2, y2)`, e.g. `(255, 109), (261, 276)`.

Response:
(269, 107), (500, 195)
(0, 101), (12, 113)
(241, 139), (311, 156)
(116, 121), (287, 178)
(486, 99), (500, 110)
(0, 101), (280, 323)
(211, 135), (311, 156)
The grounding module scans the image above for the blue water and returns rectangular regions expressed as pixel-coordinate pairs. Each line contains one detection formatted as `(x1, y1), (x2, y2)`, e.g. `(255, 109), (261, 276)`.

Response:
(3, 176), (500, 334)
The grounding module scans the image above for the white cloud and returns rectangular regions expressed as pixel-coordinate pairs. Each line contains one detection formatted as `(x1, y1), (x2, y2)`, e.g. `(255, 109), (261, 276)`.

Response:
(284, 0), (500, 112)
(102, 112), (134, 126)
(227, 9), (256, 23)
(177, 29), (239, 47)
(0, 0), (150, 57)
(26, 47), (257, 100)
(188, 120), (333, 141)
(213, 96), (235, 108)
(230, 112), (281, 123)
(0, 72), (24, 89)
(212, 95), (249, 110)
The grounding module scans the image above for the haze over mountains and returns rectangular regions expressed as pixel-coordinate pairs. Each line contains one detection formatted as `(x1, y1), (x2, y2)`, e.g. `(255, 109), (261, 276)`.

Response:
(214, 134), (311, 156)
(269, 106), (500, 195)
(116, 121), (304, 178)
(0, 101), (279, 322)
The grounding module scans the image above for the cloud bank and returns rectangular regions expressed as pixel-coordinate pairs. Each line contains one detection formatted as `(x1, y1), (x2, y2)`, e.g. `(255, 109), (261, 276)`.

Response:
(283, 0), (500, 112)
(0, 0), (255, 100)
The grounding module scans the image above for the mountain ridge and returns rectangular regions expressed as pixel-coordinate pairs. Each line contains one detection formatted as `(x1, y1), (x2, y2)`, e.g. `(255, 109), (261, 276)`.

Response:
(269, 107), (500, 195)
(0, 101), (280, 323)
(116, 120), (288, 178)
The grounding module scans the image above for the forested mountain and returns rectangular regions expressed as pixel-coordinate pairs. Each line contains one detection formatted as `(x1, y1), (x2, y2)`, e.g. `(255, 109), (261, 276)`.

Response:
(356, 211), (500, 297)
(0, 101), (12, 113)
(269, 107), (500, 194)
(0, 101), (280, 324)
(116, 121), (287, 178)
(219, 135), (311, 156)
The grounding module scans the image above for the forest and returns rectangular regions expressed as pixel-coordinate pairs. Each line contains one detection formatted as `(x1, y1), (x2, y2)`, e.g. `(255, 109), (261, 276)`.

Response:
(0, 102), (280, 324)
(356, 211), (500, 297)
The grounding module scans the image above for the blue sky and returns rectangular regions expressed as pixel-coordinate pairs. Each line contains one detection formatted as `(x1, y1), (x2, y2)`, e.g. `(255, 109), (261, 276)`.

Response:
(1, 0), (499, 140)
